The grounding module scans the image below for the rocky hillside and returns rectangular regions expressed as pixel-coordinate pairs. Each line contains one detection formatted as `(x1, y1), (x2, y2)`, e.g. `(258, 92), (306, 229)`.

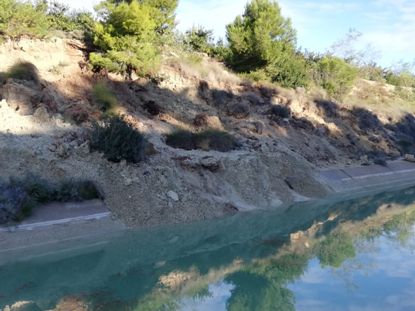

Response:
(1, 38), (414, 227)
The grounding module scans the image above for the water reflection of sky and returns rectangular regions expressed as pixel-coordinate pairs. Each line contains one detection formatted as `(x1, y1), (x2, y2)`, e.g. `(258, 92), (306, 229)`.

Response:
(172, 228), (415, 311)
(289, 232), (415, 311)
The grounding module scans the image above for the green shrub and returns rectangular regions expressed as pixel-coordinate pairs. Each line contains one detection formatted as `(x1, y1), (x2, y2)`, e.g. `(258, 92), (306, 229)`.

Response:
(55, 180), (102, 202)
(166, 130), (196, 150)
(314, 56), (358, 100)
(0, 0), (50, 39)
(92, 82), (117, 112)
(6, 61), (39, 83)
(239, 69), (270, 83)
(197, 130), (239, 152)
(18, 176), (54, 204)
(265, 52), (310, 88)
(89, 116), (147, 163)
(0, 176), (102, 223)
(166, 129), (239, 152)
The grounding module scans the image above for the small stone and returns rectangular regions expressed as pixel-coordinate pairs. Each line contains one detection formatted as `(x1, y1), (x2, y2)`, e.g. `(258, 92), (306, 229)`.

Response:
(48, 143), (57, 152)
(56, 144), (69, 159)
(252, 121), (264, 134)
(200, 157), (221, 172)
(124, 178), (133, 186)
(33, 105), (50, 123)
(167, 190), (179, 202)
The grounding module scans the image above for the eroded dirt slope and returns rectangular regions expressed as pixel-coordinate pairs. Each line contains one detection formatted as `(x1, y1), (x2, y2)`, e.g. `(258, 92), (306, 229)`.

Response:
(0, 38), (413, 227)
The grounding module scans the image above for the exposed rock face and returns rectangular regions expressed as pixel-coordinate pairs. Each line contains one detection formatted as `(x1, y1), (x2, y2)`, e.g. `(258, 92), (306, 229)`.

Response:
(1, 37), (412, 229)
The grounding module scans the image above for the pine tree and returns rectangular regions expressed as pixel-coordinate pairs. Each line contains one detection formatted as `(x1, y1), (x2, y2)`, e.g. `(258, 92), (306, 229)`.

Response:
(225, 0), (308, 87)
(226, 0), (296, 72)
(90, 0), (177, 79)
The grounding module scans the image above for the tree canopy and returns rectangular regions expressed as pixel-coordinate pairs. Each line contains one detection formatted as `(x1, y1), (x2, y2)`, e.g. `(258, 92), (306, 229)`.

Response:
(90, 0), (177, 79)
(226, 0), (296, 70)
(0, 0), (50, 39)
(225, 0), (308, 88)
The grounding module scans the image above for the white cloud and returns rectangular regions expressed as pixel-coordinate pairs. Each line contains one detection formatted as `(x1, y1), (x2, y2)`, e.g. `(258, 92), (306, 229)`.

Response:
(363, 0), (415, 66)
(176, 0), (248, 39)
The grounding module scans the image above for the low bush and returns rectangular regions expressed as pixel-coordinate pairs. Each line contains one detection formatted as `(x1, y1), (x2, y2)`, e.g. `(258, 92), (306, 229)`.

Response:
(55, 180), (102, 202)
(236, 53), (311, 88)
(92, 82), (117, 112)
(166, 130), (196, 150)
(352, 107), (381, 131)
(266, 52), (311, 88)
(197, 130), (239, 152)
(269, 105), (291, 119)
(166, 129), (239, 152)
(6, 62), (39, 83)
(0, 176), (102, 224)
(89, 116), (147, 163)
(227, 101), (250, 119)
(193, 113), (209, 127)
(143, 100), (161, 116)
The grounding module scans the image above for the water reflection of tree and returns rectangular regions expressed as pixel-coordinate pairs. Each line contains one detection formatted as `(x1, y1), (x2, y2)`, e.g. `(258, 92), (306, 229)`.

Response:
(317, 232), (356, 268)
(225, 254), (308, 311)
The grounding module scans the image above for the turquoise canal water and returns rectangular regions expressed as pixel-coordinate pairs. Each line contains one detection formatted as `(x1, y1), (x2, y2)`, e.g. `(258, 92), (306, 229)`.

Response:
(2, 186), (415, 310)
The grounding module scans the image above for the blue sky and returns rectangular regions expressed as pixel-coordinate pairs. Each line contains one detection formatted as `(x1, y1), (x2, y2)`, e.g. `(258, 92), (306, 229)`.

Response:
(68, 0), (415, 68)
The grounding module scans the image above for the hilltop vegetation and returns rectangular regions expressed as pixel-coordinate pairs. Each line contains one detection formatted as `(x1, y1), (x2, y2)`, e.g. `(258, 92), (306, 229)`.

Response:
(0, 0), (413, 100)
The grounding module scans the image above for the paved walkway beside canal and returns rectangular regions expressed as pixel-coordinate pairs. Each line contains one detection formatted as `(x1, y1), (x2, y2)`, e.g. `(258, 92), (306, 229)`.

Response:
(319, 160), (415, 193)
